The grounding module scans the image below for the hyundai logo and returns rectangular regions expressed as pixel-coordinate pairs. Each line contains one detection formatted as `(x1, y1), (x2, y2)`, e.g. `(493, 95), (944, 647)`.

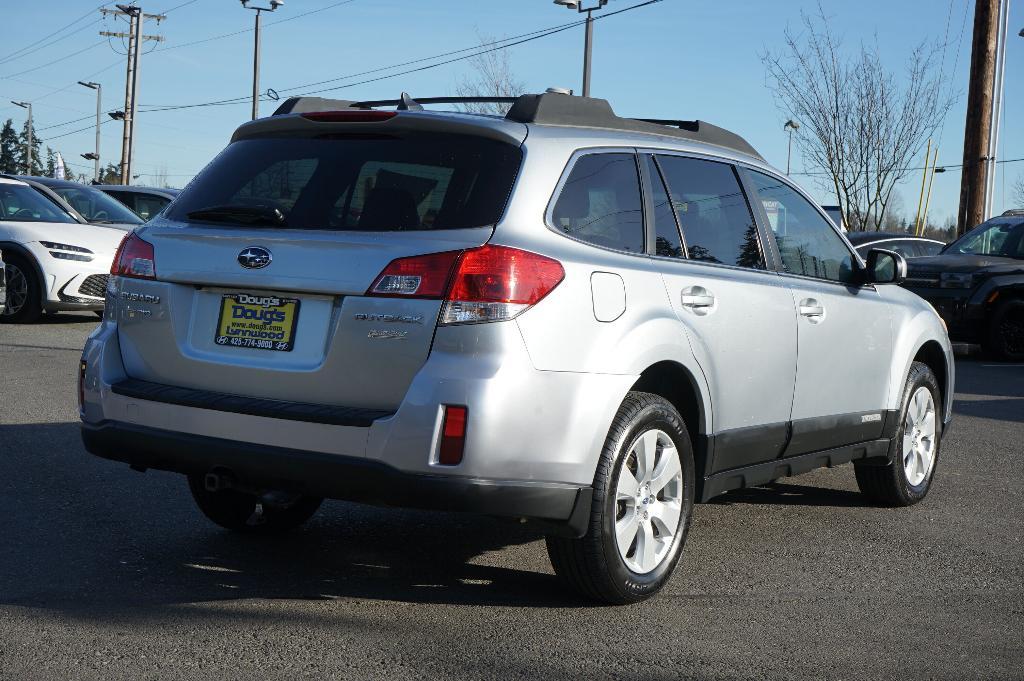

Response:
(238, 247), (272, 269)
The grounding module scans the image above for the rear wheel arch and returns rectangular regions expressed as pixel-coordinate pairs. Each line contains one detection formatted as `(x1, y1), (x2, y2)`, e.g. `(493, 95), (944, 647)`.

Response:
(629, 361), (709, 478)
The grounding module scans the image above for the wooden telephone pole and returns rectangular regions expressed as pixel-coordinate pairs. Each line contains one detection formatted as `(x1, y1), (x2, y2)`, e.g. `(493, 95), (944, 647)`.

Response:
(100, 5), (165, 185)
(956, 0), (999, 235)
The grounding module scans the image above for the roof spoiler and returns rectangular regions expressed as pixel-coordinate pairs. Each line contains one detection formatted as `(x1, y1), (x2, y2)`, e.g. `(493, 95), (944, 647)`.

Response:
(271, 91), (763, 160)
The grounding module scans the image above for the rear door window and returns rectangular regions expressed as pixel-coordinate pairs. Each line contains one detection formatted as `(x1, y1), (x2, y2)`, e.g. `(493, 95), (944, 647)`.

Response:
(656, 155), (764, 269)
(167, 134), (522, 231)
(551, 153), (644, 253)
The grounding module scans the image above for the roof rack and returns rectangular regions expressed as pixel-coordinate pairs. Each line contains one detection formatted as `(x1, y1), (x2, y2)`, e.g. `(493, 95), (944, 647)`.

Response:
(272, 91), (763, 160)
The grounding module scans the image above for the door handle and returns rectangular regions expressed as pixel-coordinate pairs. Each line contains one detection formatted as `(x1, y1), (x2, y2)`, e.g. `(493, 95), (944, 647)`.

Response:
(681, 286), (715, 309)
(798, 298), (825, 318)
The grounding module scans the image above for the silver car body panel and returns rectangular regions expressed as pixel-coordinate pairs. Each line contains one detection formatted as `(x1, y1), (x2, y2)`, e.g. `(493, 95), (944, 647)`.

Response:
(80, 110), (955, 503)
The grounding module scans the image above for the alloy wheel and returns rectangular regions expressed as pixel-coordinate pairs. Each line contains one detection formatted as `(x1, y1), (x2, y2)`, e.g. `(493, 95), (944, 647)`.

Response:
(614, 429), (684, 574)
(902, 386), (937, 487)
(2, 263), (28, 316)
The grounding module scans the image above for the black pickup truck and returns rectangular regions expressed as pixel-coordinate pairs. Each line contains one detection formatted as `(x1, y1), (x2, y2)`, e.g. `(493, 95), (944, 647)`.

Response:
(902, 211), (1024, 360)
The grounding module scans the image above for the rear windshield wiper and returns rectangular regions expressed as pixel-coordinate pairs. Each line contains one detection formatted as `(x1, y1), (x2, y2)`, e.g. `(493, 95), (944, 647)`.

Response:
(186, 204), (287, 227)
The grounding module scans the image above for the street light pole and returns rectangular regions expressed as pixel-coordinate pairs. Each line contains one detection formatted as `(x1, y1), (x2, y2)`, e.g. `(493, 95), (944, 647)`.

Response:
(78, 82), (102, 183)
(554, 0), (607, 97)
(240, 0), (283, 120)
(11, 101), (32, 174)
(783, 119), (799, 175)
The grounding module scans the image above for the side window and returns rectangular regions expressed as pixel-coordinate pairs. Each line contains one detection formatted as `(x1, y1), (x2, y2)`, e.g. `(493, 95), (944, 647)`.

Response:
(643, 155), (685, 258)
(916, 241), (943, 257)
(656, 155), (764, 269)
(888, 240), (919, 259)
(749, 171), (856, 284)
(551, 153), (644, 253)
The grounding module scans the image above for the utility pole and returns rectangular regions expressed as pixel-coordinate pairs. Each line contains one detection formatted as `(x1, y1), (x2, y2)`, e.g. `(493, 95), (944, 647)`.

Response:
(78, 81), (102, 183)
(553, 0), (608, 97)
(10, 101), (32, 174)
(100, 5), (165, 185)
(240, 1), (284, 120)
(984, 0), (1010, 220)
(957, 0), (999, 235)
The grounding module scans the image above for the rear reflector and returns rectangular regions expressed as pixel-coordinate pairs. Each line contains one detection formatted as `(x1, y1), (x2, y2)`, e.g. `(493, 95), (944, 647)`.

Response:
(301, 110), (397, 123)
(438, 405), (467, 466)
(111, 232), (156, 280)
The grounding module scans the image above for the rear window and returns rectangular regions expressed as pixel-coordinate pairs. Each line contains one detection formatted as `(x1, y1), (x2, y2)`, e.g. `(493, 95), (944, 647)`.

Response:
(167, 134), (522, 231)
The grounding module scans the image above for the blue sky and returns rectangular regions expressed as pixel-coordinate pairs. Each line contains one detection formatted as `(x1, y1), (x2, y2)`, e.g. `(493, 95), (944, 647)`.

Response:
(1, 0), (1021, 226)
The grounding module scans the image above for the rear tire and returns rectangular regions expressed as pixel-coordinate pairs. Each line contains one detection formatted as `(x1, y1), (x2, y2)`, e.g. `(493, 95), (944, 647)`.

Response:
(546, 392), (695, 604)
(187, 475), (322, 533)
(855, 362), (942, 506)
(0, 254), (42, 324)
(986, 299), (1024, 362)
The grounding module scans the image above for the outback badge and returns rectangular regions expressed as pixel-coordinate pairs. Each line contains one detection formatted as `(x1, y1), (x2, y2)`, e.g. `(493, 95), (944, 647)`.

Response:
(237, 246), (272, 269)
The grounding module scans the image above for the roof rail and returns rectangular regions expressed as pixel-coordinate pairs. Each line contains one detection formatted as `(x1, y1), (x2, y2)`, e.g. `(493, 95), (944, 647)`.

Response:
(272, 91), (764, 160)
(1001, 208), (1024, 217)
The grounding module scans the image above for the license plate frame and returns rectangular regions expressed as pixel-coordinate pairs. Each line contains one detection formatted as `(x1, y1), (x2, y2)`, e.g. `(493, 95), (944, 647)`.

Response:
(214, 292), (301, 352)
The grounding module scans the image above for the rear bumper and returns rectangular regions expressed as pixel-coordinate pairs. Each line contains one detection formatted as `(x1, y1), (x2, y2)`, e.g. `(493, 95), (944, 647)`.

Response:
(81, 419), (592, 536)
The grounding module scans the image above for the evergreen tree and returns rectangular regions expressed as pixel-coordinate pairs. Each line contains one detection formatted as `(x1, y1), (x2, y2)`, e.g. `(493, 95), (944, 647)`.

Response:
(45, 147), (56, 177)
(99, 163), (120, 184)
(0, 119), (18, 174)
(15, 119), (43, 175)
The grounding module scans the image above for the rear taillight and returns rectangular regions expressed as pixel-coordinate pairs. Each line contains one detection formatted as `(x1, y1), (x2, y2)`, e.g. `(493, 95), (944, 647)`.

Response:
(111, 232), (156, 280)
(438, 405), (467, 465)
(367, 245), (564, 325)
(441, 245), (564, 325)
(367, 250), (461, 298)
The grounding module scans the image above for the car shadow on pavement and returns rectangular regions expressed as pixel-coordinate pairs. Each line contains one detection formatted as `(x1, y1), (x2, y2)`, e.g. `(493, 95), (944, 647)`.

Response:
(33, 312), (102, 325)
(0, 422), (592, 620)
(952, 397), (1024, 424)
(708, 481), (868, 508)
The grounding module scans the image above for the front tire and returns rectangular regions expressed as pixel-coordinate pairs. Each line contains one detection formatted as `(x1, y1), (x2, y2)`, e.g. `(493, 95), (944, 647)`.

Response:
(0, 254), (42, 324)
(854, 362), (942, 506)
(188, 475), (322, 533)
(987, 299), (1024, 362)
(546, 392), (695, 604)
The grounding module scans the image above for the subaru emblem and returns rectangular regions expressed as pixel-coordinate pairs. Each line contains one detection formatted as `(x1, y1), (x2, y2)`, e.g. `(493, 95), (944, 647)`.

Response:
(238, 247), (272, 269)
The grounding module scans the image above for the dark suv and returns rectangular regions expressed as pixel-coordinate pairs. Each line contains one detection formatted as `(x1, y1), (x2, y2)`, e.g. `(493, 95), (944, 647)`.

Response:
(903, 211), (1024, 360)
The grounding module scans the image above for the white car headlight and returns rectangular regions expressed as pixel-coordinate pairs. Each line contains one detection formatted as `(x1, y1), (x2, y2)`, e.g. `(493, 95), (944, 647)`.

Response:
(40, 241), (94, 262)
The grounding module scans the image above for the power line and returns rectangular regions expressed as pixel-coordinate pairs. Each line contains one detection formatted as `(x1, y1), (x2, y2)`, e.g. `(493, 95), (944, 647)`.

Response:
(137, 0), (663, 114)
(790, 156), (1024, 178)
(0, 41), (107, 80)
(155, 0), (359, 52)
(0, 4), (107, 66)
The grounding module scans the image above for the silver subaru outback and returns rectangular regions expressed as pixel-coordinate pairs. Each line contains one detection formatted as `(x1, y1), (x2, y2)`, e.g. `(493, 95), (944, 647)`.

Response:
(80, 92), (954, 604)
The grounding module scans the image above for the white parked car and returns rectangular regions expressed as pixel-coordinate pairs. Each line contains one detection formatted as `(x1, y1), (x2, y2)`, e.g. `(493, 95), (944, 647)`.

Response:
(0, 176), (125, 323)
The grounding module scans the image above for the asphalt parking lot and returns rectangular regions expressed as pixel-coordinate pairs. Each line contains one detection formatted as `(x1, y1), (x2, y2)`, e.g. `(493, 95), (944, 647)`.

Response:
(2, 313), (1022, 680)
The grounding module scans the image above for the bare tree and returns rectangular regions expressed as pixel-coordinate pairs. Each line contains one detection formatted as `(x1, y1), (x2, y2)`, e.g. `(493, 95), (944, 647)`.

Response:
(1012, 173), (1024, 208)
(762, 7), (955, 231)
(455, 33), (525, 115)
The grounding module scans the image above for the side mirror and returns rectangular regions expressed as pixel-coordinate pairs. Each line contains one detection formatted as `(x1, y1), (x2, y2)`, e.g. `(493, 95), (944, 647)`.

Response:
(864, 248), (907, 285)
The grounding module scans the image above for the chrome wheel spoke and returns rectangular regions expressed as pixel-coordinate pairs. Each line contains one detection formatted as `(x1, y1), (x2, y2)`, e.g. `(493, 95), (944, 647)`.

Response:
(616, 469), (640, 500)
(902, 386), (936, 487)
(632, 430), (658, 483)
(636, 520), (657, 572)
(615, 512), (640, 552)
(650, 444), (681, 495)
(650, 499), (681, 539)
